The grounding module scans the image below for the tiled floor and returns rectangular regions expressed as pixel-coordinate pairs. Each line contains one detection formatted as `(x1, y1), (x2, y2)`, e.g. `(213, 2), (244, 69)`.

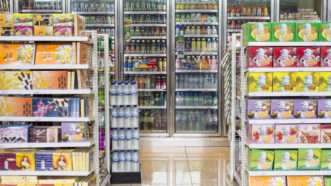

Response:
(112, 147), (229, 186)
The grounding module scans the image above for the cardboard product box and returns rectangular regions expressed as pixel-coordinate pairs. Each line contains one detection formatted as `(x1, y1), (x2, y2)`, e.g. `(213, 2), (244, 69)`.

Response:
(35, 151), (53, 171)
(296, 22), (320, 41)
(249, 176), (286, 186)
(297, 47), (320, 67)
(298, 124), (320, 144)
(270, 99), (294, 119)
(35, 43), (76, 65)
(247, 72), (273, 92)
(319, 72), (331, 91)
(250, 124), (274, 144)
(33, 14), (53, 36)
(320, 22), (331, 41)
(0, 43), (35, 65)
(271, 22), (296, 42)
(16, 151), (35, 170)
(13, 13), (33, 36)
(275, 125), (298, 144)
(247, 99), (271, 119)
(298, 149), (321, 170)
(321, 47), (331, 67)
(243, 22), (272, 43)
(247, 47), (273, 67)
(249, 149), (274, 171)
(321, 149), (331, 170)
(294, 99), (317, 118)
(321, 125), (331, 143)
(0, 152), (16, 170)
(273, 72), (293, 92)
(273, 47), (298, 67)
(290, 72), (319, 92)
(318, 99), (331, 118)
(274, 150), (298, 170)
(287, 176), (323, 186)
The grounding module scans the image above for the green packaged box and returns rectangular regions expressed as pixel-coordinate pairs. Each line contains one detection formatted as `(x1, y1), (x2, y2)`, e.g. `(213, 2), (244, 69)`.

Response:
(271, 22), (296, 42)
(296, 22), (320, 41)
(243, 22), (272, 43)
(321, 150), (331, 170)
(325, 177), (331, 186)
(298, 149), (321, 170)
(320, 22), (331, 41)
(274, 150), (298, 170)
(249, 149), (274, 170)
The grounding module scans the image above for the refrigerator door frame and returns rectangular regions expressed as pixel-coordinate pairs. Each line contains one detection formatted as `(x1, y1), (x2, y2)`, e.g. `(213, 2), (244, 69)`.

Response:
(14, 0), (66, 13)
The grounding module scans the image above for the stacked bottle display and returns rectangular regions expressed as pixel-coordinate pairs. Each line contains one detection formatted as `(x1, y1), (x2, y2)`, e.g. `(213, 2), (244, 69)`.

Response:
(123, 0), (168, 133)
(111, 81), (140, 173)
(175, 0), (219, 133)
(18, 0), (63, 12)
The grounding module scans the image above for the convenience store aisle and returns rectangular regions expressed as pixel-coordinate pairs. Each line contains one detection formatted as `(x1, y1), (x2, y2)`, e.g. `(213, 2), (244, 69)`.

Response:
(113, 147), (229, 186)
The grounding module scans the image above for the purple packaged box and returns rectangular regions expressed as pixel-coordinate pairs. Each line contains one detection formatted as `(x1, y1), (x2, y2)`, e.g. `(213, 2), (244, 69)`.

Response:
(247, 99), (271, 119)
(318, 99), (331, 118)
(271, 100), (294, 119)
(294, 99), (317, 118)
(61, 123), (88, 142)
(0, 153), (16, 170)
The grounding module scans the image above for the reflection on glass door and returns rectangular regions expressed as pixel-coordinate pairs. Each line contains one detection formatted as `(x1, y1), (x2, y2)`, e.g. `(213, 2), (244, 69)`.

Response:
(17, 0), (64, 13)
(123, 0), (168, 134)
(279, 0), (322, 21)
(175, 0), (219, 134)
(0, 0), (10, 12)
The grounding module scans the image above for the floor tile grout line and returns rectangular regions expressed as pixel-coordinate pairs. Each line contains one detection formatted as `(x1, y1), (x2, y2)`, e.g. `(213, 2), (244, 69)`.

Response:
(185, 146), (195, 186)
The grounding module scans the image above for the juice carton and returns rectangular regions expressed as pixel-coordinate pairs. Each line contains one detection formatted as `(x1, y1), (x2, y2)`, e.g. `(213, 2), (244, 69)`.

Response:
(318, 99), (331, 118)
(272, 22), (296, 42)
(243, 22), (271, 43)
(294, 99), (317, 118)
(297, 47), (320, 67)
(274, 150), (298, 170)
(319, 72), (331, 91)
(13, 14), (33, 36)
(296, 22), (320, 42)
(248, 72), (273, 92)
(275, 125), (298, 144)
(287, 176), (323, 186)
(250, 125), (274, 144)
(247, 99), (271, 119)
(249, 149), (274, 171)
(290, 72), (319, 92)
(298, 149), (321, 170)
(320, 22), (331, 41)
(321, 125), (331, 143)
(247, 47), (273, 67)
(273, 72), (293, 92)
(249, 176), (286, 186)
(321, 150), (331, 170)
(271, 99), (294, 119)
(273, 47), (298, 67)
(298, 124), (320, 144)
(321, 47), (331, 67)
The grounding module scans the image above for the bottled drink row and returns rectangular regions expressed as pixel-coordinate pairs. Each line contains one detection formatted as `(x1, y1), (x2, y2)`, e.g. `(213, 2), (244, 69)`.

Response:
(176, 14), (217, 23)
(176, 92), (217, 106)
(125, 39), (166, 54)
(112, 129), (140, 150)
(140, 110), (166, 131)
(176, 25), (218, 35)
(138, 92), (166, 106)
(227, 4), (269, 17)
(176, 74), (217, 89)
(0, 0), (9, 11)
(19, 0), (62, 11)
(124, 0), (166, 11)
(176, 0), (218, 10)
(177, 38), (218, 52)
(71, 1), (115, 12)
(175, 56), (218, 70)
(128, 76), (166, 90)
(124, 57), (167, 72)
(176, 110), (218, 132)
(85, 16), (114, 25)
(110, 81), (138, 106)
(228, 20), (264, 30)
(125, 27), (166, 37)
(112, 151), (139, 173)
(124, 15), (166, 24)
(111, 106), (139, 128)
(95, 28), (115, 35)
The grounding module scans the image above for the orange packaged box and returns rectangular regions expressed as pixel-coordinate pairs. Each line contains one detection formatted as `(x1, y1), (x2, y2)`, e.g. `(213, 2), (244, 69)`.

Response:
(35, 43), (76, 65)
(0, 96), (32, 116)
(0, 44), (35, 65)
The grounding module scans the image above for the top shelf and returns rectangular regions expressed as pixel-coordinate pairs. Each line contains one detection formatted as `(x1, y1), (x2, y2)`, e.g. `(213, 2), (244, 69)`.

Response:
(228, 16), (270, 20)
(0, 36), (89, 42)
(247, 42), (331, 47)
(176, 10), (217, 13)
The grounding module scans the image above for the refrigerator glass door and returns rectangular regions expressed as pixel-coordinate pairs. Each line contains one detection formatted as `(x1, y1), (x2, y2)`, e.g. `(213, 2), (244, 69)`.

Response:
(17, 0), (64, 13)
(123, 0), (168, 134)
(0, 0), (10, 12)
(279, 0), (322, 21)
(174, 0), (219, 134)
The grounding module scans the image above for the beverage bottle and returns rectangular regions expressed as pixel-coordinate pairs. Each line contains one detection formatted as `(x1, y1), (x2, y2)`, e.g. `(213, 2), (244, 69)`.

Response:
(118, 129), (125, 149)
(201, 38), (207, 52)
(196, 38), (201, 52)
(112, 152), (119, 172)
(132, 106), (139, 128)
(112, 130), (118, 150)
(191, 38), (196, 52)
(133, 129), (139, 150)
(125, 151), (131, 171)
(119, 151), (125, 171)
(212, 38), (218, 51)
(185, 38), (192, 52)
(112, 108), (118, 128)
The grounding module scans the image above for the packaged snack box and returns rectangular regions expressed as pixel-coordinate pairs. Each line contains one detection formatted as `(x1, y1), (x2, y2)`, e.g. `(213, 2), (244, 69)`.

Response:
(249, 149), (274, 171)
(33, 14), (53, 36)
(0, 13), (14, 36)
(250, 125), (274, 144)
(35, 43), (75, 64)
(249, 176), (286, 186)
(298, 124), (320, 144)
(32, 71), (68, 89)
(16, 151), (35, 170)
(320, 22), (331, 41)
(61, 123), (88, 142)
(287, 176), (323, 186)
(52, 14), (74, 36)
(298, 149), (321, 170)
(273, 47), (298, 67)
(297, 47), (320, 67)
(319, 72), (331, 91)
(290, 72), (319, 92)
(296, 22), (320, 41)
(325, 177), (331, 186)
(0, 71), (32, 90)
(0, 44), (35, 65)
(321, 47), (331, 67)
(272, 22), (296, 41)
(321, 150), (331, 170)
(273, 72), (293, 92)
(318, 99), (331, 118)
(247, 47), (273, 67)
(0, 96), (32, 116)
(52, 150), (72, 171)
(271, 99), (294, 119)
(275, 125), (298, 144)
(247, 99), (271, 119)
(248, 72), (273, 92)
(0, 152), (17, 170)
(321, 125), (331, 143)
(13, 14), (33, 36)
(243, 22), (271, 42)
(0, 125), (29, 143)
(294, 99), (317, 118)
(274, 150), (298, 170)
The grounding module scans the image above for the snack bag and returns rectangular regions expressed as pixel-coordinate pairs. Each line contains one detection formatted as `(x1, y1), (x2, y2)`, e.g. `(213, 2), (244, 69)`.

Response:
(321, 150), (331, 170)
(297, 47), (320, 67)
(291, 72), (319, 92)
(321, 125), (331, 143)
(297, 22), (320, 41)
(247, 99), (271, 119)
(249, 176), (286, 186)
(321, 47), (331, 67)
(318, 99), (331, 118)
(250, 125), (274, 144)
(271, 99), (294, 119)
(275, 125), (298, 144)
(272, 22), (296, 41)
(298, 149), (321, 170)
(247, 47), (273, 67)
(248, 72), (273, 92)
(249, 149), (274, 170)
(298, 124), (320, 144)
(274, 150), (298, 170)
(273, 72), (293, 92)
(273, 47), (298, 67)
(320, 22), (331, 41)
(294, 99), (317, 118)
(243, 22), (271, 42)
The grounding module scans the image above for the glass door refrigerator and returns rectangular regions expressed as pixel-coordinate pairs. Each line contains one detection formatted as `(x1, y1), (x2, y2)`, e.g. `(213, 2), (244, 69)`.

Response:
(173, 0), (221, 135)
(0, 0), (11, 12)
(121, 0), (169, 136)
(15, 0), (64, 13)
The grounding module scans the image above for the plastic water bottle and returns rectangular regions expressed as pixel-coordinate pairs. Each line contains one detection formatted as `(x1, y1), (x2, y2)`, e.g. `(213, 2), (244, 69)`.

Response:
(112, 130), (118, 150)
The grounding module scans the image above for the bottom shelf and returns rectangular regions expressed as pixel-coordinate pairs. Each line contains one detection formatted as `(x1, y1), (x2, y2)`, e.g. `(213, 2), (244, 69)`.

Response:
(111, 172), (141, 184)
(248, 170), (331, 176)
(0, 170), (93, 176)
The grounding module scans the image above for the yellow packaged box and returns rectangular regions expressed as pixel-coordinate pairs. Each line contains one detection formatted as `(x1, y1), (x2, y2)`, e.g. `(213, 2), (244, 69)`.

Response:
(287, 176), (323, 186)
(0, 71), (32, 90)
(290, 72), (319, 92)
(35, 43), (75, 64)
(273, 72), (293, 92)
(52, 150), (73, 171)
(248, 72), (273, 92)
(319, 72), (331, 91)
(16, 151), (35, 170)
(33, 14), (53, 36)
(249, 176), (286, 186)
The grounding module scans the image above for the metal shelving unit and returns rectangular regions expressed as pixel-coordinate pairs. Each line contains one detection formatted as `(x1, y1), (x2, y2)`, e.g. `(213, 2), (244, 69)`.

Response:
(14, 0), (65, 13)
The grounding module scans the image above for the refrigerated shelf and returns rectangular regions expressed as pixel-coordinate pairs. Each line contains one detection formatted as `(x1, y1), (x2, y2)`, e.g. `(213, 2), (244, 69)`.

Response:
(124, 11), (167, 15)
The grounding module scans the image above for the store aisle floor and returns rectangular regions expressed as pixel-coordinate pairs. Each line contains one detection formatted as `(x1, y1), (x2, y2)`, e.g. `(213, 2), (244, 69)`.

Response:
(112, 147), (229, 186)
